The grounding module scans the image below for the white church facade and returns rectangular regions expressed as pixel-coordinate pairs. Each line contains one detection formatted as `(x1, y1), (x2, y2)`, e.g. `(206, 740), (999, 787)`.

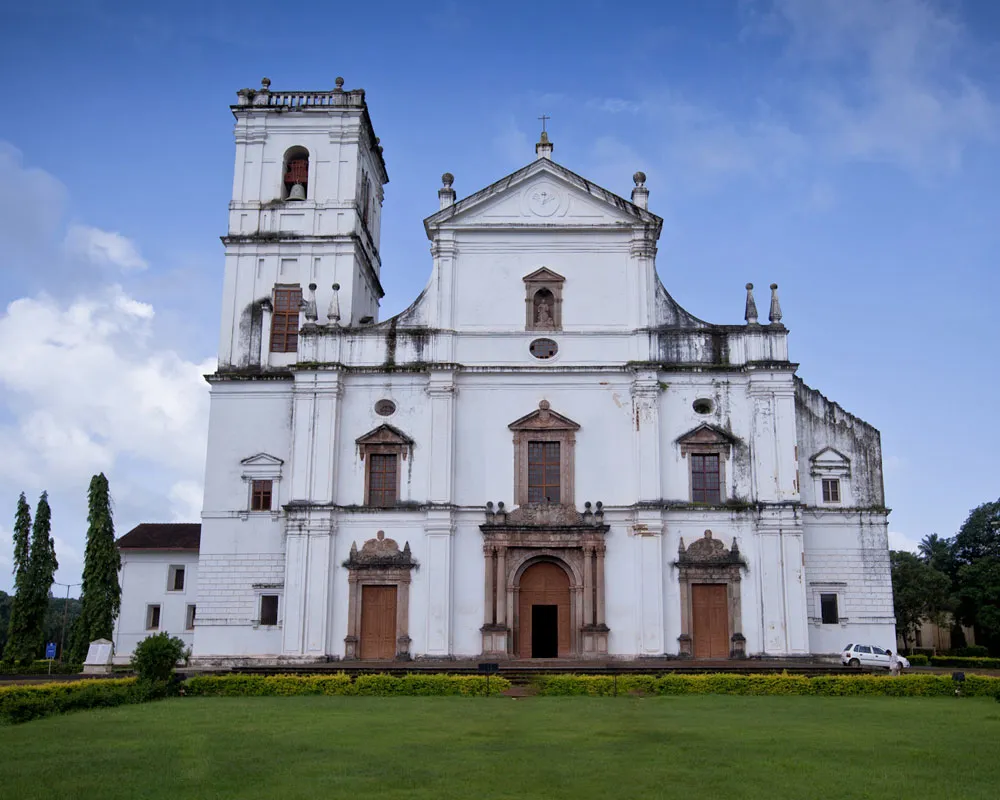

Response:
(116, 78), (895, 664)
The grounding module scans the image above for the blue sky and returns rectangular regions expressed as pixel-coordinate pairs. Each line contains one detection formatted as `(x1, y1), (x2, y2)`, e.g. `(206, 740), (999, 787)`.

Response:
(1, 0), (998, 592)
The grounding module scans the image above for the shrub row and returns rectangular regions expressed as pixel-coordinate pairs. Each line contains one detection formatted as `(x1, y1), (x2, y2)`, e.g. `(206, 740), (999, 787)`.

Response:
(184, 673), (512, 697)
(531, 673), (1000, 698)
(929, 656), (1000, 669)
(0, 660), (83, 676)
(952, 646), (990, 658)
(0, 678), (162, 725)
(905, 654), (930, 666)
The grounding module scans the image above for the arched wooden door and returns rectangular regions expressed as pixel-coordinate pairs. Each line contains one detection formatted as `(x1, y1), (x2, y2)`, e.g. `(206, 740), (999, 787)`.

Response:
(517, 561), (571, 658)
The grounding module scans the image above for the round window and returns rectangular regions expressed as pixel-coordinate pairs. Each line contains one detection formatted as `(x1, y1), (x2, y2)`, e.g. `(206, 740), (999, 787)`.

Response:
(374, 399), (396, 416)
(529, 338), (558, 360)
(693, 398), (713, 415)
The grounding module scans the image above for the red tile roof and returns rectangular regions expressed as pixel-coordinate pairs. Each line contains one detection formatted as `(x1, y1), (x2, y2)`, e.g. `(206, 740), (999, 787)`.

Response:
(117, 523), (200, 551)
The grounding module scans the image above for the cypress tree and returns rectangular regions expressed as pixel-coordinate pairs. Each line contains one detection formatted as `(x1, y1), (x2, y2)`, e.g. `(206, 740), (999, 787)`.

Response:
(2, 493), (33, 663)
(71, 474), (121, 662)
(25, 492), (58, 660)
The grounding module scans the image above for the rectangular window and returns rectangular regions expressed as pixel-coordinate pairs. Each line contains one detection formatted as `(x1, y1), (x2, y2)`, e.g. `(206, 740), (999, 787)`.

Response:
(260, 595), (279, 626)
(366, 453), (399, 507)
(822, 478), (841, 503)
(820, 593), (839, 624)
(691, 453), (721, 504)
(251, 479), (273, 511)
(527, 441), (561, 503)
(146, 605), (161, 631)
(167, 565), (185, 592)
(269, 285), (303, 353)
(185, 604), (196, 631)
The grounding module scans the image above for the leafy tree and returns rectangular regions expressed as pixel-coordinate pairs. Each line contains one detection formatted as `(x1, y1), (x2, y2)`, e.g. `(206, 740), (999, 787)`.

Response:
(70, 474), (121, 662)
(3, 494), (34, 663)
(952, 499), (1000, 655)
(24, 492), (58, 660)
(0, 590), (10, 654)
(890, 550), (952, 651)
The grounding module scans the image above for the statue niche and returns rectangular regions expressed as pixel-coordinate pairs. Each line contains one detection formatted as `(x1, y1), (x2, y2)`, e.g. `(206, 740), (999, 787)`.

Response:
(523, 267), (564, 331)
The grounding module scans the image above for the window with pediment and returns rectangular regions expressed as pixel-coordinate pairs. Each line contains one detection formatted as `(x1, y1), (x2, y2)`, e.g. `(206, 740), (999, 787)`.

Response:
(676, 424), (737, 505)
(523, 268), (565, 331)
(357, 424), (414, 507)
(509, 400), (579, 506)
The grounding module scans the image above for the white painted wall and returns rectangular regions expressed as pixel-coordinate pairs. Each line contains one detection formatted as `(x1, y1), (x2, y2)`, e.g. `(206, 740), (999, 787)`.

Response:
(113, 550), (199, 663)
(141, 84), (899, 664)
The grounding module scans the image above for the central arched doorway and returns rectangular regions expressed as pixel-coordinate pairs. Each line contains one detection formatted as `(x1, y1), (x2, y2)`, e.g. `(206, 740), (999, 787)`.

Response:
(517, 561), (572, 658)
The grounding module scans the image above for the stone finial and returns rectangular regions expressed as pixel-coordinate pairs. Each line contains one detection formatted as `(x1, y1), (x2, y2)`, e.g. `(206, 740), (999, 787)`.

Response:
(631, 171), (649, 210)
(261, 77), (271, 90)
(594, 501), (604, 521)
(678, 537), (686, 554)
(535, 130), (554, 160)
(744, 283), (759, 325)
(350, 541), (358, 558)
(438, 172), (456, 209)
(768, 283), (783, 326)
(334, 76), (345, 91)
(538, 399), (550, 410)
(326, 283), (341, 326)
(302, 283), (319, 322)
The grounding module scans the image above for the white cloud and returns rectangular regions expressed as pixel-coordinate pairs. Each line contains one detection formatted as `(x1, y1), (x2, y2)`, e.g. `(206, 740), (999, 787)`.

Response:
(65, 224), (149, 272)
(745, 0), (997, 173)
(888, 530), (921, 554)
(0, 287), (214, 590)
(492, 117), (531, 168)
(168, 480), (204, 523)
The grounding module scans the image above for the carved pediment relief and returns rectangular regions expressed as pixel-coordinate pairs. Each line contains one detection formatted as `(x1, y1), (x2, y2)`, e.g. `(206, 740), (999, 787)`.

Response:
(677, 530), (744, 566)
(483, 500), (608, 530)
(423, 159), (663, 233)
(356, 424), (414, 460)
(508, 400), (580, 433)
(344, 530), (417, 570)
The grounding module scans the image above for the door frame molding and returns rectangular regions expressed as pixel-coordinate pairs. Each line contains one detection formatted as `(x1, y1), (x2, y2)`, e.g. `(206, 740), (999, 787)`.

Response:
(343, 531), (417, 660)
(675, 530), (747, 659)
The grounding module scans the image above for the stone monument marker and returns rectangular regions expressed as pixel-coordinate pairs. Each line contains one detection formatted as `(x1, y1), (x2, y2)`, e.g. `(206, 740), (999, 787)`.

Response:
(82, 638), (114, 675)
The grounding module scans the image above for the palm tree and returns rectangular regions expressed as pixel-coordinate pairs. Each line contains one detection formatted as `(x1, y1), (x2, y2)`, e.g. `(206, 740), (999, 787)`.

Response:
(918, 534), (953, 575)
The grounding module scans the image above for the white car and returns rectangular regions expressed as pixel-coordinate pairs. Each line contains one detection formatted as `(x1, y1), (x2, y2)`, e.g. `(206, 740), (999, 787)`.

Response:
(841, 643), (910, 670)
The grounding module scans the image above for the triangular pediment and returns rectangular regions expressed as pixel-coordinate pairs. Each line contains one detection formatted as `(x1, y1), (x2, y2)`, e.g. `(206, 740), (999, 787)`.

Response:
(809, 447), (850, 465)
(675, 423), (738, 447)
(523, 267), (565, 284)
(508, 401), (580, 432)
(424, 158), (662, 233)
(356, 424), (414, 447)
(240, 452), (284, 467)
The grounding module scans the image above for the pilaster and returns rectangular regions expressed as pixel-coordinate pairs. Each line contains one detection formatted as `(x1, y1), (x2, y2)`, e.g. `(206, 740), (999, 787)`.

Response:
(633, 518), (665, 655)
(425, 370), (457, 505)
(631, 371), (662, 502)
(281, 507), (337, 657)
(424, 510), (455, 657)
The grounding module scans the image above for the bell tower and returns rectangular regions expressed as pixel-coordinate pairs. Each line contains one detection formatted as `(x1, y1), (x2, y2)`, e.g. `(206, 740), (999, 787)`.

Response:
(218, 77), (389, 368)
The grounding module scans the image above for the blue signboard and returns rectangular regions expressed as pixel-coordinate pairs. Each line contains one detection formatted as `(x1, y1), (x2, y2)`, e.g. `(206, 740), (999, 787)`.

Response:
(45, 642), (57, 660)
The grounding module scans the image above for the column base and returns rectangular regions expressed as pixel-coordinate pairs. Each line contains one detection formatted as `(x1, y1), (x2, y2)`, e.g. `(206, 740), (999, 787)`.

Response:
(677, 633), (693, 658)
(581, 624), (610, 658)
(480, 624), (510, 658)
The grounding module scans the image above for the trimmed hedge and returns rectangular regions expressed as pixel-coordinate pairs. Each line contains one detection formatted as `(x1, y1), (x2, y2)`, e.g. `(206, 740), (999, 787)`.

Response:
(0, 660), (82, 676)
(905, 654), (929, 666)
(184, 673), (512, 697)
(952, 646), (989, 658)
(0, 678), (154, 725)
(531, 673), (1000, 698)
(929, 656), (1000, 669)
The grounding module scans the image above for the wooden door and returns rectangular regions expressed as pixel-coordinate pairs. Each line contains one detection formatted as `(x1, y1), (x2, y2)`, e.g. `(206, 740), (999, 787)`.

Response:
(517, 562), (571, 658)
(360, 585), (397, 660)
(692, 584), (729, 659)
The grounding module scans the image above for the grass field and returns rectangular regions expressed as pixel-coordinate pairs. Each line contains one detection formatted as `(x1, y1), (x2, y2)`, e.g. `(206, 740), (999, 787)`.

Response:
(2, 696), (998, 799)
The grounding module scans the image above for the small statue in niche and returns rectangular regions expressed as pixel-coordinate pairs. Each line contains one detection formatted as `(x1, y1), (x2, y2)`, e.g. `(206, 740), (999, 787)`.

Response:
(535, 299), (554, 327)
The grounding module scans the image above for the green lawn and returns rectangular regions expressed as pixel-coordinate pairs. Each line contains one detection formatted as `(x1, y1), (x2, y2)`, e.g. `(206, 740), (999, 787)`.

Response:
(2, 696), (998, 799)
